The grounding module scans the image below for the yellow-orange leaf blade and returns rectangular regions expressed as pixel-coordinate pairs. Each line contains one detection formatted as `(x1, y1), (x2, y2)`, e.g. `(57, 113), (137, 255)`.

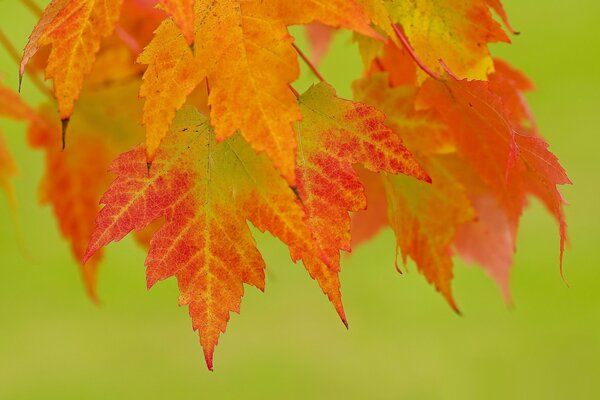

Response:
(385, 0), (511, 79)
(138, 19), (205, 162)
(21, 0), (123, 119)
(195, 0), (300, 184)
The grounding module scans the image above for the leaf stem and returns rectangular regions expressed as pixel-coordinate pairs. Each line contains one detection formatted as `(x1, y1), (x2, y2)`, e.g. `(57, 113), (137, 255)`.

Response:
(292, 43), (325, 82)
(0, 28), (53, 99)
(390, 23), (441, 80)
(288, 84), (300, 99)
(20, 0), (43, 17)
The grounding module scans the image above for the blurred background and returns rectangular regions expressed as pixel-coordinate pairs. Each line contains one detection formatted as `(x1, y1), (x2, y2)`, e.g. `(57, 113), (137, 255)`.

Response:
(0, 1), (598, 398)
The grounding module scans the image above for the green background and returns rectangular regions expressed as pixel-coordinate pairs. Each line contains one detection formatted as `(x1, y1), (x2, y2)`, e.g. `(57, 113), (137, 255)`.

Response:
(1, 1), (598, 398)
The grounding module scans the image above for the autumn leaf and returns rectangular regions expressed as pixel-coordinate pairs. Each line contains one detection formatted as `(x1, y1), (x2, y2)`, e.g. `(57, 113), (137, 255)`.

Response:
(84, 107), (348, 369)
(417, 64), (571, 267)
(297, 82), (430, 268)
(384, 0), (512, 79)
(138, 18), (204, 163)
(352, 67), (520, 306)
(21, 0), (123, 119)
(25, 81), (143, 300)
(0, 0), (572, 369)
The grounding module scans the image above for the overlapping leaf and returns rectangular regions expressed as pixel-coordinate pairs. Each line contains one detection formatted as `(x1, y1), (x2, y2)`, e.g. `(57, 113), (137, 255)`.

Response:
(297, 82), (429, 268)
(353, 73), (472, 308)
(25, 80), (143, 300)
(21, 0), (123, 119)
(383, 0), (513, 79)
(353, 42), (569, 303)
(84, 107), (345, 369)
(417, 64), (571, 265)
(139, 0), (381, 181)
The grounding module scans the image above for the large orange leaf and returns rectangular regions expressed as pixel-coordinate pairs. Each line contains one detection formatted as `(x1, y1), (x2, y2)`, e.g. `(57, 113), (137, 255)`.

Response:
(297, 82), (430, 270)
(194, 0), (301, 184)
(21, 0), (123, 119)
(84, 107), (347, 369)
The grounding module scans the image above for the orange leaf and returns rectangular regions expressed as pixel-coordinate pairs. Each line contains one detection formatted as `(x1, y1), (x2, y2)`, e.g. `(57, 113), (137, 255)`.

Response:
(297, 82), (430, 269)
(417, 63), (571, 270)
(21, 0), (123, 119)
(27, 81), (144, 300)
(85, 108), (347, 369)
(138, 19), (205, 163)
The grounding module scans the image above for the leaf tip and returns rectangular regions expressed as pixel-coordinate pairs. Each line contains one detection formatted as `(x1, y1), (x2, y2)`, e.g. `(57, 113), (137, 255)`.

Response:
(61, 118), (70, 151)
(204, 348), (215, 371)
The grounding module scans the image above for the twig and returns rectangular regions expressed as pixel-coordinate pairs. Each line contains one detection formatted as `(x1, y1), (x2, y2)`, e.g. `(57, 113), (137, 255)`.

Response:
(292, 43), (325, 82)
(288, 84), (300, 99)
(20, 0), (43, 17)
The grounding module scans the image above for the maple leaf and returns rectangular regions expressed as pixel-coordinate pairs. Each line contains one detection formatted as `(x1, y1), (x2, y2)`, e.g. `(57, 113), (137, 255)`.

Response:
(383, 0), (512, 79)
(25, 81), (143, 300)
(84, 107), (349, 369)
(21, 0), (123, 119)
(417, 64), (571, 268)
(297, 82), (430, 267)
(352, 69), (515, 306)
(0, 0), (571, 369)
(138, 19), (204, 163)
